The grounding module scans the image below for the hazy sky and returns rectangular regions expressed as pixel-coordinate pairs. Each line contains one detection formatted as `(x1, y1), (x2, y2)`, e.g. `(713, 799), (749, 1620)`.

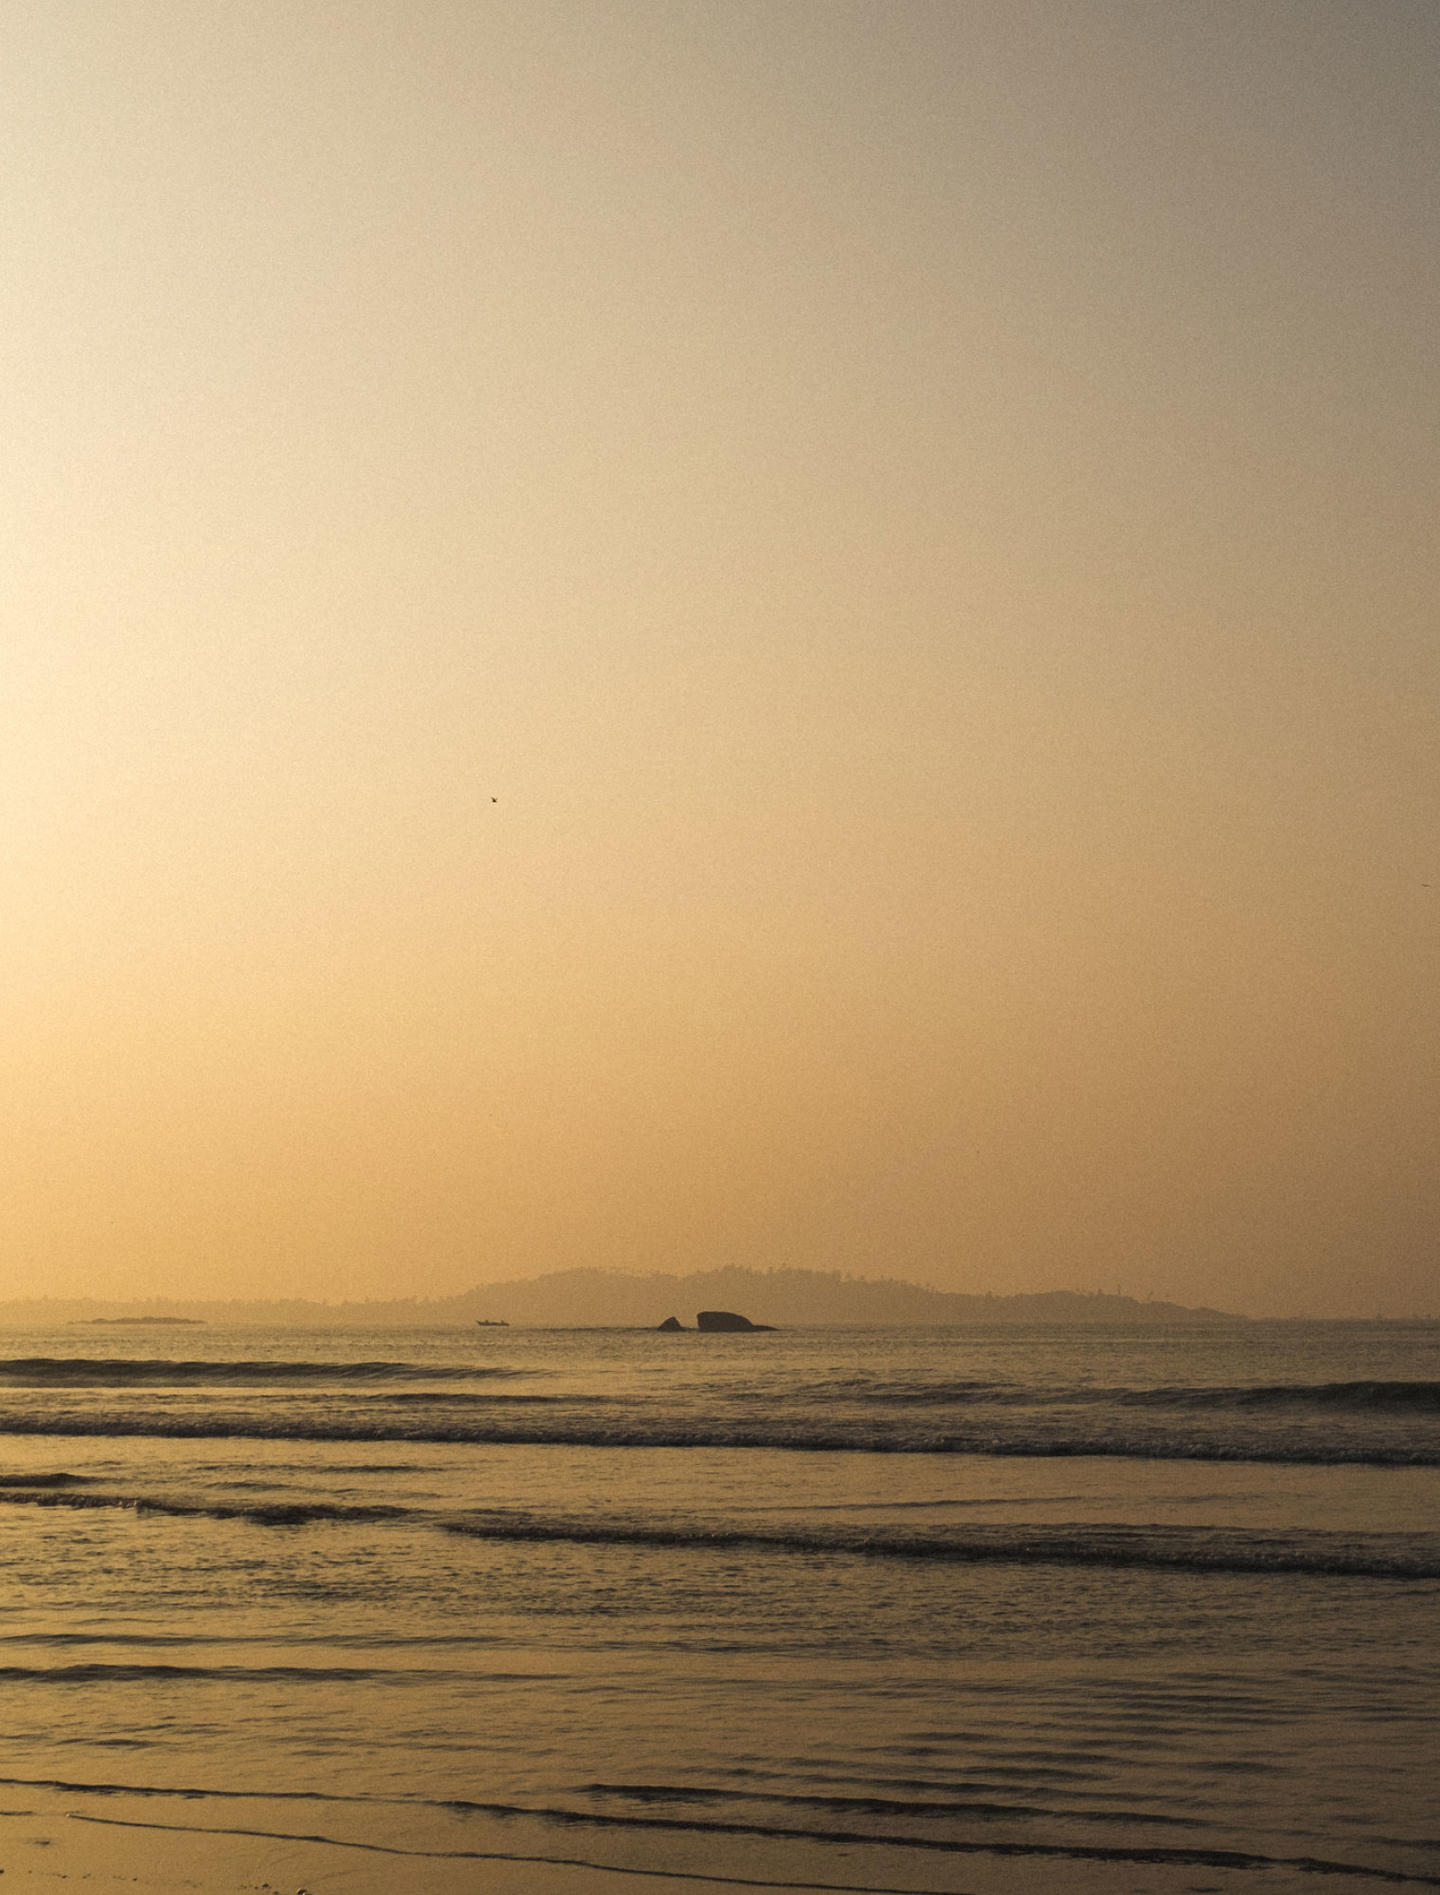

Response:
(4, 1), (1437, 1316)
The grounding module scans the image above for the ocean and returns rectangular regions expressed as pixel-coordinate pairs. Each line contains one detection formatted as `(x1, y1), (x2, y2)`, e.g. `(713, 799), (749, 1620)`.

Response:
(0, 1320), (1436, 1894)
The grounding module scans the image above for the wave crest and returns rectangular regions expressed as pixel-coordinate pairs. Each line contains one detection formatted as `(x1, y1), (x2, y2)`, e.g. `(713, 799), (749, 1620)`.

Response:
(0, 1359), (526, 1387)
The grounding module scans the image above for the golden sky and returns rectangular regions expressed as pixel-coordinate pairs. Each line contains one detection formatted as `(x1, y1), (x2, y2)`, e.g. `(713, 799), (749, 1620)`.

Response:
(4, 1), (1437, 1315)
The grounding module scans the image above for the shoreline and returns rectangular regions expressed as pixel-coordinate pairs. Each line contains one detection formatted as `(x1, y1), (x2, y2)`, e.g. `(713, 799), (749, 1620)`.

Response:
(0, 1784), (868, 1895)
(0, 1783), (1418, 1895)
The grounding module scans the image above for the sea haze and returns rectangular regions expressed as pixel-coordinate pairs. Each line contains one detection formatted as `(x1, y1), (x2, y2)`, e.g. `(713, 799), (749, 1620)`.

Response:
(0, 1321), (1435, 1894)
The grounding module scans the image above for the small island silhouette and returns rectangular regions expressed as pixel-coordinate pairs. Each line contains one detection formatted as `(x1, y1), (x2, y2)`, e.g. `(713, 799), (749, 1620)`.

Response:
(656, 1310), (777, 1332)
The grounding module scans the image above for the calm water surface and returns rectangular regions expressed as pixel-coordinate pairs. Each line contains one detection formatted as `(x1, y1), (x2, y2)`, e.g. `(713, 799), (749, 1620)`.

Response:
(0, 1321), (1435, 1893)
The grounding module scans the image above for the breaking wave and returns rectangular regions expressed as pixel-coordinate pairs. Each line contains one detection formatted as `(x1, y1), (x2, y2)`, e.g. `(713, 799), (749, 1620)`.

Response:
(434, 1514), (1440, 1581)
(0, 1358), (529, 1387)
(1, 1482), (1435, 1578)
(832, 1378), (1440, 1414)
(0, 1405), (1434, 1464)
(1123, 1380), (1440, 1412)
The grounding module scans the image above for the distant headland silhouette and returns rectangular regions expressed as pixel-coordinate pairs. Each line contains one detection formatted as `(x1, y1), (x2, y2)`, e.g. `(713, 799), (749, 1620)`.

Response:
(0, 1267), (1243, 1329)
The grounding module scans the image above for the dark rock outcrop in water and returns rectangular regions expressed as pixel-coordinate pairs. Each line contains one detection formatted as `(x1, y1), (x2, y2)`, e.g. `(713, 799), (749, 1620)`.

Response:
(696, 1309), (775, 1332)
(656, 1315), (684, 1331)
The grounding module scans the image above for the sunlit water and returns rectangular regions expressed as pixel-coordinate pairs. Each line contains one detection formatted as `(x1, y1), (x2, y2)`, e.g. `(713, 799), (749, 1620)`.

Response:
(0, 1321), (1436, 1892)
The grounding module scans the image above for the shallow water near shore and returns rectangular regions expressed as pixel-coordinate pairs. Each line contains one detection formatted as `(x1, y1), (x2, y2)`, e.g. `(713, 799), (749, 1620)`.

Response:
(0, 1321), (1436, 1893)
